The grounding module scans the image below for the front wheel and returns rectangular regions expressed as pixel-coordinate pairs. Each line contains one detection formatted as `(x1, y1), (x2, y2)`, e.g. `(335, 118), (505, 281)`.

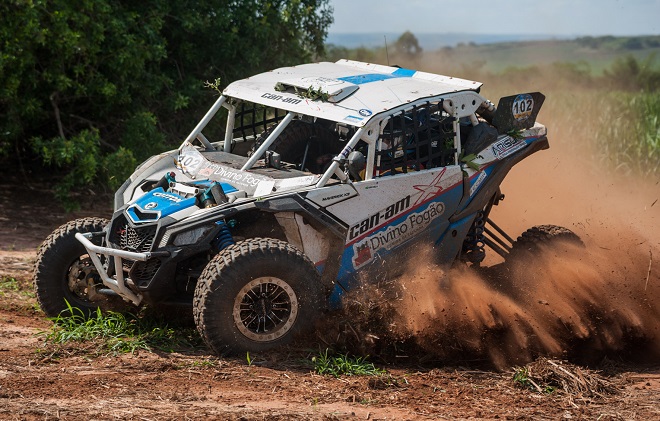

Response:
(193, 238), (323, 356)
(33, 217), (129, 317)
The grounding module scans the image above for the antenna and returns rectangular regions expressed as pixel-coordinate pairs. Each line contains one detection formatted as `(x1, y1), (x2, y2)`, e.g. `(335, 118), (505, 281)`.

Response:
(384, 35), (390, 66)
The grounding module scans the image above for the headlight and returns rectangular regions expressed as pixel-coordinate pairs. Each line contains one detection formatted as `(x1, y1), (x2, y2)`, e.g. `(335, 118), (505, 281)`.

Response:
(170, 226), (214, 246)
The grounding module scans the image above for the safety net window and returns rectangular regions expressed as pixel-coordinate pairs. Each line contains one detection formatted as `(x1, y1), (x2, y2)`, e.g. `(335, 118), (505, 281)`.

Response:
(375, 101), (456, 177)
(232, 101), (287, 143)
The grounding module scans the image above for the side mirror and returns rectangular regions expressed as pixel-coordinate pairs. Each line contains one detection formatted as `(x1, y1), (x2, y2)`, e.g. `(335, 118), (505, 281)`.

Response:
(265, 150), (281, 169)
(347, 151), (366, 181)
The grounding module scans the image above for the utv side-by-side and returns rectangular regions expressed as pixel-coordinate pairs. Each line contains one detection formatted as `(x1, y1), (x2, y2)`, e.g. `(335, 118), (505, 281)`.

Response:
(34, 59), (580, 356)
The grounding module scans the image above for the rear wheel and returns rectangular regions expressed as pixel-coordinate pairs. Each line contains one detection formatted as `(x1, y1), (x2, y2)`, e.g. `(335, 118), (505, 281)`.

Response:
(248, 120), (342, 174)
(33, 217), (129, 317)
(509, 224), (583, 259)
(491, 224), (584, 293)
(193, 238), (323, 356)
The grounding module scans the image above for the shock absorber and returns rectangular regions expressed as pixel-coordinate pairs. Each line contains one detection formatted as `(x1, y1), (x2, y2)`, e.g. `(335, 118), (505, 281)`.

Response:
(200, 182), (228, 208)
(462, 211), (486, 264)
(154, 172), (176, 191)
(213, 220), (235, 251)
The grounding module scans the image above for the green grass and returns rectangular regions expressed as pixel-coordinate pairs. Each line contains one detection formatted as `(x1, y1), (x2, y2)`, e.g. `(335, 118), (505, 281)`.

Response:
(513, 366), (556, 394)
(608, 92), (660, 174)
(458, 56), (660, 179)
(634, 93), (660, 166)
(42, 301), (201, 355)
(443, 43), (660, 76)
(542, 89), (660, 176)
(312, 349), (385, 377)
(185, 359), (217, 368)
(0, 276), (20, 292)
(0, 275), (35, 300)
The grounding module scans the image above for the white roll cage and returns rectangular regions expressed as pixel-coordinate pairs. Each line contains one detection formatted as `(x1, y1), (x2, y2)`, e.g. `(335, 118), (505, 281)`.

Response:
(180, 90), (492, 188)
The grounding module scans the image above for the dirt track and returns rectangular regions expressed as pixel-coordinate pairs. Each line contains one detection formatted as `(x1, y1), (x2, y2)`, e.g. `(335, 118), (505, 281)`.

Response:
(0, 300), (659, 420)
(1, 146), (659, 419)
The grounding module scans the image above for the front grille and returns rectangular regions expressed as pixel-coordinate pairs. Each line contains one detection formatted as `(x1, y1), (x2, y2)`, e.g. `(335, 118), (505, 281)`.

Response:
(119, 224), (157, 253)
(110, 215), (157, 254)
(109, 215), (159, 272)
(130, 259), (162, 287)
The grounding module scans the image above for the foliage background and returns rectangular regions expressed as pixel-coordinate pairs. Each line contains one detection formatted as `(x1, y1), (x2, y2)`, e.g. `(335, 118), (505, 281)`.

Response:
(0, 0), (333, 206)
(1, 2), (658, 208)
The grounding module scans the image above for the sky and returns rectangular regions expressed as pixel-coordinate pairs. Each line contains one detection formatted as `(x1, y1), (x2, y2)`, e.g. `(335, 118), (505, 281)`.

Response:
(328, 0), (660, 36)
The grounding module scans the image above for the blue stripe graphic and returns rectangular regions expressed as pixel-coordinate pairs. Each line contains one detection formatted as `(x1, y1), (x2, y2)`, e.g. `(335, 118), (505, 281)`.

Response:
(338, 67), (417, 85)
(393, 68), (416, 77)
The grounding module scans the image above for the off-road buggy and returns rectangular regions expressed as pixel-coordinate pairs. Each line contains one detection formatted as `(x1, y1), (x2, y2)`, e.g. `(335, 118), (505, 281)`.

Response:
(34, 60), (581, 356)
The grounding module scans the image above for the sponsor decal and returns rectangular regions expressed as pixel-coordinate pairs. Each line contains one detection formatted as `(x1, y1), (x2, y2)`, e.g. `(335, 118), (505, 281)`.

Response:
(321, 192), (351, 202)
(274, 175), (318, 190)
(338, 144), (354, 160)
(352, 201), (446, 269)
(129, 188), (197, 223)
(352, 242), (372, 268)
(300, 76), (343, 86)
(412, 168), (447, 205)
(512, 94), (534, 120)
(153, 192), (183, 203)
(177, 149), (204, 174)
(349, 195), (412, 241)
(358, 109), (373, 117)
(491, 136), (526, 159)
(344, 115), (363, 123)
(197, 164), (267, 188)
(177, 144), (316, 194)
(469, 171), (487, 197)
(260, 92), (302, 105)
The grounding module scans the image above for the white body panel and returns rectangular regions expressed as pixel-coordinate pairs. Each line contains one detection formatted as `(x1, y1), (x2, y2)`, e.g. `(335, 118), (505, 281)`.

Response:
(223, 60), (483, 127)
(326, 166), (463, 237)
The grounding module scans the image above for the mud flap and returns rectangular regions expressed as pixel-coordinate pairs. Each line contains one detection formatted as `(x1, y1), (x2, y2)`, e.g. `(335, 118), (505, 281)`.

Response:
(492, 92), (545, 134)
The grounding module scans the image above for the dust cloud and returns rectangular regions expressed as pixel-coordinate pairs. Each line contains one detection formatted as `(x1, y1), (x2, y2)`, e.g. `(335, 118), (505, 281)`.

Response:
(389, 239), (659, 369)
(329, 134), (660, 370)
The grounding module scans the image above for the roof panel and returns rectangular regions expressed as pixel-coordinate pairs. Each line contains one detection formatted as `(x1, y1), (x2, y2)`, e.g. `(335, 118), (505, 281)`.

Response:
(223, 60), (483, 126)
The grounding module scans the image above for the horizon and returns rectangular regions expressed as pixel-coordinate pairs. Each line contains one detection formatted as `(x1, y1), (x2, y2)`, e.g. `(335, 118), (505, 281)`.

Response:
(328, 0), (660, 39)
(328, 31), (658, 37)
(324, 32), (654, 50)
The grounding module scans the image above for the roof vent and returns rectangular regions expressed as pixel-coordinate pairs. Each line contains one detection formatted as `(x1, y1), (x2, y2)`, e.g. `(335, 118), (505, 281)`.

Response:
(275, 77), (358, 103)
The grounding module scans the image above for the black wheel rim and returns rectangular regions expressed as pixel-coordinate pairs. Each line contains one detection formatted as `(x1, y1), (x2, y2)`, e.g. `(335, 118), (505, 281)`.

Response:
(232, 277), (298, 342)
(65, 254), (101, 306)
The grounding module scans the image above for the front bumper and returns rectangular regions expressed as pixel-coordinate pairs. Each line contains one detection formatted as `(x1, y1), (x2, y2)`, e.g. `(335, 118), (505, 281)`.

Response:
(75, 232), (170, 305)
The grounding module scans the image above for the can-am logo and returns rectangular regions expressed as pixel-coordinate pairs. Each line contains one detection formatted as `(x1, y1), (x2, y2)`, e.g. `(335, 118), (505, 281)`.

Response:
(349, 196), (412, 240)
(144, 202), (158, 210)
(352, 201), (445, 269)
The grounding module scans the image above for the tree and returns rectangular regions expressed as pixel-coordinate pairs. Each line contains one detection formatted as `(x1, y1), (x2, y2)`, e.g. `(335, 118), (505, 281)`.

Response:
(394, 31), (422, 59)
(0, 0), (333, 205)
